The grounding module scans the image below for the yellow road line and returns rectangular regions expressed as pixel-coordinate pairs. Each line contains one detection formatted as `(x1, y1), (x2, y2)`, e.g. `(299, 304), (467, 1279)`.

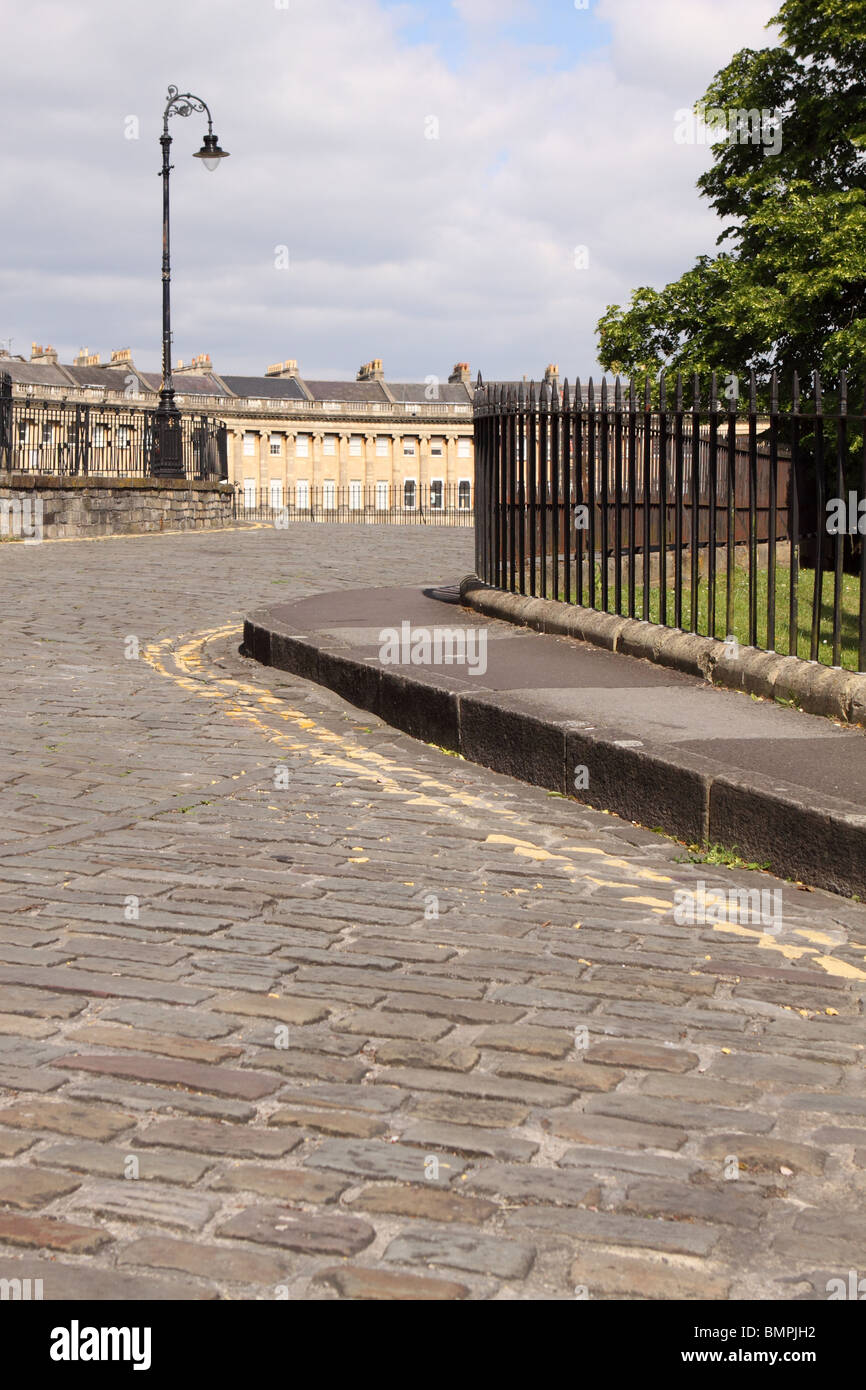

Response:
(141, 622), (866, 981)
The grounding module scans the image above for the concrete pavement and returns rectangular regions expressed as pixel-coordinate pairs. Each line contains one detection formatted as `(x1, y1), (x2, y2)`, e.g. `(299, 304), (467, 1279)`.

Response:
(247, 582), (866, 896)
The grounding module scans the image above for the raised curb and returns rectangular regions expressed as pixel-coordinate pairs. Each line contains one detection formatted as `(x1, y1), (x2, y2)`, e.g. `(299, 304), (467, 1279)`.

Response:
(459, 576), (866, 729)
(244, 597), (866, 899)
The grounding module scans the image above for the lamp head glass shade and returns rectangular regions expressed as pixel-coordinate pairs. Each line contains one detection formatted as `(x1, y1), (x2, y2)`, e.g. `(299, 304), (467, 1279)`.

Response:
(193, 134), (230, 171)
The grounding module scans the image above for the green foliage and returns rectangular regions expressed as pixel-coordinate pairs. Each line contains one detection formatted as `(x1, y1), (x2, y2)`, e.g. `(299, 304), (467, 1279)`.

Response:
(597, 0), (866, 388)
(676, 843), (772, 871)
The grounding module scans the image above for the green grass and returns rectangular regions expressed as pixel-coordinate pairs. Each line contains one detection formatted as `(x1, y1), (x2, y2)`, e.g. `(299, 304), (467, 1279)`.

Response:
(544, 561), (863, 671)
(675, 842), (771, 872)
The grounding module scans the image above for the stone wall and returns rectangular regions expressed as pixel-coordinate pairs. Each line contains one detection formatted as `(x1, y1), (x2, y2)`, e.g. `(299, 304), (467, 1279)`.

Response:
(0, 474), (235, 541)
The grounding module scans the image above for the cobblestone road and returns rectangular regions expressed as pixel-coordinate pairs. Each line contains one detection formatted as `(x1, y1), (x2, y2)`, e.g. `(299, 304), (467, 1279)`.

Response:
(1, 523), (865, 1301)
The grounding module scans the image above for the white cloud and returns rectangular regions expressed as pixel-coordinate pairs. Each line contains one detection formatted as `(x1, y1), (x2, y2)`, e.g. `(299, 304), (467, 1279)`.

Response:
(0, 0), (782, 380)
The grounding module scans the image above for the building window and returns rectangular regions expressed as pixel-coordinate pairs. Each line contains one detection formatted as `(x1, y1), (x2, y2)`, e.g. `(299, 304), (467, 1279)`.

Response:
(349, 436), (362, 456)
(376, 481), (389, 510)
(117, 426), (130, 448)
(243, 432), (255, 457)
(323, 479), (336, 509)
(458, 479), (472, 510)
(405, 403), (420, 415)
(430, 478), (444, 509)
(323, 435), (336, 456)
(269, 480), (283, 509)
(349, 480), (362, 510)
(243, 477), (257, 510)
(296, 479), (309, 508)
(403, 438), (416, 456)
(269, 434), (281, 455)
(431, 438), (444, 457)
(295, 434), (309, 457)
(375, 437), (388, 457)
(403, 479), (417, 510)
(93, 425), (107, 448)
(458, 437), (471, 458)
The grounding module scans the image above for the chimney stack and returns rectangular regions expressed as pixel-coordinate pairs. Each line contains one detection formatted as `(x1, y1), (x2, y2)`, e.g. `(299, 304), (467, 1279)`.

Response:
(357, 358), (384, 381)
(30, 343), (59, 365)
(265, 359), (299, 378)
(175, 353), (213, 375)
(449, 362), (471, 385)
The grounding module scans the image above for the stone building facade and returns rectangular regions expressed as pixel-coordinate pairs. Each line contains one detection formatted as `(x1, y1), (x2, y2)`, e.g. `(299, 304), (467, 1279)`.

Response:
(2, 344), (482, 511)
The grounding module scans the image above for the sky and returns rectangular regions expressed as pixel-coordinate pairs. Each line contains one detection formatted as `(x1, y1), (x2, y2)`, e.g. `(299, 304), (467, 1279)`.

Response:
(0, 0), (781, 382)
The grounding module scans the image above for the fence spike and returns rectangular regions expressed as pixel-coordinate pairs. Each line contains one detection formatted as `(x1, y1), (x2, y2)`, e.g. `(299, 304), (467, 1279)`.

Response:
(517, 379), (525, 409)
(748, 368), (757, 412)
(813, 369), (823, 415)
(588, 377), (596, 409)
(614, 374), (622, 409)
(529, 379), (536, 409)
(840, 369), (848, 415)
(792, 370), (800, 414)
(644, 375), (652, 410)
(675, 371), (683, 411)
(628, 376), (636, 411)
(659, 372), (666, 410)
(770, 369), (778, 415)
(600, 376), (608, 409)
(561, 377), (570, 410)
(710, 371), (718, 412)
(692, 371), (700, 411)
(476, 370), (484, 389)
(574, 377), (582, 410)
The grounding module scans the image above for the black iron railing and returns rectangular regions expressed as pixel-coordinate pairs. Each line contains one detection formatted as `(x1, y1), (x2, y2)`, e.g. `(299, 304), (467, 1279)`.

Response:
(475, 372), (866, 672)
(234, 482), (474, 525)
(0, 375), (227, 481)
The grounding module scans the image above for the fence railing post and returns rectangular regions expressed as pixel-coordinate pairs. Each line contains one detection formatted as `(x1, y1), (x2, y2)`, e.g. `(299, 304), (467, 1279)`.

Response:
(473, 366), (866, 674)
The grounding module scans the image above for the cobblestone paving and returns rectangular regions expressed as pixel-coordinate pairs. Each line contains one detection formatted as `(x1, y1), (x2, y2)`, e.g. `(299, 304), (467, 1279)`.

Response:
(1, 522), (865, 1301)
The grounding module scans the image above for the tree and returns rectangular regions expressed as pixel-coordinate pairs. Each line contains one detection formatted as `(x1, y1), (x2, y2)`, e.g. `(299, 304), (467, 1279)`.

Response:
(596, 0), (866, 390)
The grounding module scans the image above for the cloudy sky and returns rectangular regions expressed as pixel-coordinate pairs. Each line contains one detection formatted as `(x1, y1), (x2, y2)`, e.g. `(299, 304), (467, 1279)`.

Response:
(0, 0), (780, 382)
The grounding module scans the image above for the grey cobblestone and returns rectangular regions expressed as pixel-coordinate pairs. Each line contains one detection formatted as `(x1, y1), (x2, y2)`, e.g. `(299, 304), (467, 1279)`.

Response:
(1, 524), (864, 1299)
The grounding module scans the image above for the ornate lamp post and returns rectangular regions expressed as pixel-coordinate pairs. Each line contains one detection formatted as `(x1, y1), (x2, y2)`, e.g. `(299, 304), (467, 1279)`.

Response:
(152, 86), (229, 476)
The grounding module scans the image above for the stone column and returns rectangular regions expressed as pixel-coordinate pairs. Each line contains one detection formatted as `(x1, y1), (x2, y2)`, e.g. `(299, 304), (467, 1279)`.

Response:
(446, 435), (458, 489)
(312, 432), (324, 490)
(393, 433), (403, 502)
(364, 433), (375, 497)
(258, 429), (268, 494)
(418, 433), (431, 496)
(230, 428), (244, 486)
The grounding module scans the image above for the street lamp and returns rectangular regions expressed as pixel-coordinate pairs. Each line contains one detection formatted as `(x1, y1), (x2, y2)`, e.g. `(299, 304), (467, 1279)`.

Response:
(152, 85), (229, 476)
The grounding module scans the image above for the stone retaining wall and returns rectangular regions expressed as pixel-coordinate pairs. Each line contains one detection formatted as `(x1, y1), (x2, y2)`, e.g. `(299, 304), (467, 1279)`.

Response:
(0, 474), (234, 540)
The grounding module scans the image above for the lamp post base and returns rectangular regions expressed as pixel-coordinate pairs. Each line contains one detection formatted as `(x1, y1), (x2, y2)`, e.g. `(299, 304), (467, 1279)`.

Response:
(150, 409), (184, 478)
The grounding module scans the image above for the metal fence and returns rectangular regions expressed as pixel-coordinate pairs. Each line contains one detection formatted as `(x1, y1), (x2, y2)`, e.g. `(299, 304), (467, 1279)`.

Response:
(0, 375), (227, 480)
(234, 482), (474, 525)
(475, 371), (866, 671)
